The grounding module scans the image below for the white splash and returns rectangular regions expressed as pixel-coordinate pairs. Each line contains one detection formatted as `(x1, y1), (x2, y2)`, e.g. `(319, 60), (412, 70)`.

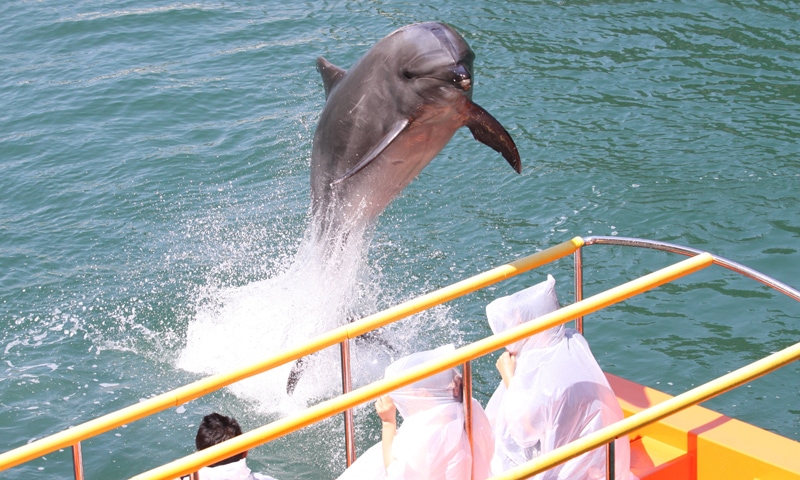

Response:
(177, 226), (403, 414)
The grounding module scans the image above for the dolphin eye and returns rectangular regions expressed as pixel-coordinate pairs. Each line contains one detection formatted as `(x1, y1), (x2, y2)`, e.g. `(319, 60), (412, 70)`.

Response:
(402, 69), (415, 80)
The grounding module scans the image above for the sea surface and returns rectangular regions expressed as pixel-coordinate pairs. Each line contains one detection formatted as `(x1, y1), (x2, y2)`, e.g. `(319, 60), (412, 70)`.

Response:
(2, 1), (799, 478)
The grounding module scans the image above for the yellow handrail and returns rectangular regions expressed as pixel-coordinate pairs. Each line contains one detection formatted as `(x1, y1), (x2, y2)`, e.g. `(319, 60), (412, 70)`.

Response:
(130, 253), (713, 480)
(490, 339), (800, 480)
(4, 235), (798, 480)
(0, 237), (583, 473)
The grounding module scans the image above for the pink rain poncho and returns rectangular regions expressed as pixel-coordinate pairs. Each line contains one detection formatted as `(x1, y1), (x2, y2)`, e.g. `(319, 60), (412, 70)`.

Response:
(485, 275), (633, 480)
(337, 344), (494, 480)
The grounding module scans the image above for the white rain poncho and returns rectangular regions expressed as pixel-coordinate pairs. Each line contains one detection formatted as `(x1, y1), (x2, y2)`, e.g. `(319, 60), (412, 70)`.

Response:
(195, 458), (277, 480)
(485, 275), (633, 480)
(337, 344), (494, 480)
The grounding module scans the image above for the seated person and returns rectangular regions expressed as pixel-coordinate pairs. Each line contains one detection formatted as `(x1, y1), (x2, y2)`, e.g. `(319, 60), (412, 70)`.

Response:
(337, 344), (494, 480)
(189, 412), (277, 480)
(486, 275), (633, 480)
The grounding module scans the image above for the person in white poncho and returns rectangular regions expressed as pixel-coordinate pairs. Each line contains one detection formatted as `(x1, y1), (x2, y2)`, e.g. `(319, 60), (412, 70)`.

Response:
(485, 275), (634, 480)
(337, 344), (494, 480)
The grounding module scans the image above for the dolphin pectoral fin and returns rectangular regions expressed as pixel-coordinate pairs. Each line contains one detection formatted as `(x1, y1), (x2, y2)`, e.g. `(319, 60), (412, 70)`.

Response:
(332, 119), (410, 185)
(317, 56), (347, 99)
(465, 102), (522, 173)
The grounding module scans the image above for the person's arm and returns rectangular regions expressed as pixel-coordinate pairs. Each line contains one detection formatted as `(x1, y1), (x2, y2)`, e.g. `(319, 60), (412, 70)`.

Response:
(496, 351), (516, 388)
(375, 395), (397, 469)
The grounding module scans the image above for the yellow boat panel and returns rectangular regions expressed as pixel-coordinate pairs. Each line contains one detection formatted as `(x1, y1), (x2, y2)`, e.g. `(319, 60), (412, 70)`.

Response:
(609, 373), (800, 480)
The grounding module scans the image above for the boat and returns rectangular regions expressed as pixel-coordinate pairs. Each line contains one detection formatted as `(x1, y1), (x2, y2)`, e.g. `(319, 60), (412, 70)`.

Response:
(1, 236), (798, 479)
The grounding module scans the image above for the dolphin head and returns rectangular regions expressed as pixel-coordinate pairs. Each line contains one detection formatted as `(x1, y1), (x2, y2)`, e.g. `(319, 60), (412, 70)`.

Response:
(388, 22), (477, 105)
(310, 22), (521, 245)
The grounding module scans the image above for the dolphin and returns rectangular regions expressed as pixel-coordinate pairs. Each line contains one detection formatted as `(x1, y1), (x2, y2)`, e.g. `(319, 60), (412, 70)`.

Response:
(310, 21), (521, 242)
(288, 22), (522, 395)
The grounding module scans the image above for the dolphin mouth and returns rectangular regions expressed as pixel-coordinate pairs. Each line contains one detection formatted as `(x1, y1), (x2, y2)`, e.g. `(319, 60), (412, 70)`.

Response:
(451, 64), (472, 91)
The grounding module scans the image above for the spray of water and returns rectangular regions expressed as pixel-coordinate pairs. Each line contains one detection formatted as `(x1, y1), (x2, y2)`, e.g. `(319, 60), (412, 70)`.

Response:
(176, 208), (456, 415)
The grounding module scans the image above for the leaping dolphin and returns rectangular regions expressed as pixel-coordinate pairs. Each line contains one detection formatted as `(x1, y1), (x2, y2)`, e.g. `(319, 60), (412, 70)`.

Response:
(288, 22), (522, 395)
(310, 21), (521, 243)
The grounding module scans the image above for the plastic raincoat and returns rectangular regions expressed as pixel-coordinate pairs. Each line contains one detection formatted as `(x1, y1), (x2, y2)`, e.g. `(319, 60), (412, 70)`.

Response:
(485, 275), (633, 480)
(337, 344), (494, 480)
(194, 458), (277, 480)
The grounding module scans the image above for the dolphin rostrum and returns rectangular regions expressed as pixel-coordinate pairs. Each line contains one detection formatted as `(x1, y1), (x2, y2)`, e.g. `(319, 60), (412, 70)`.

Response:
(309, 21), (521, 243)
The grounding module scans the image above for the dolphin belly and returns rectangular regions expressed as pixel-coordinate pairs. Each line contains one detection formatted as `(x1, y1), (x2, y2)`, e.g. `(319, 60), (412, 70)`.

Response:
(323, 120), (459, 230)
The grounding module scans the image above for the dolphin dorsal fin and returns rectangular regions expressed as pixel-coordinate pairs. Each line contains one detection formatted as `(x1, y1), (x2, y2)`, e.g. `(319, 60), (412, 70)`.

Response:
(317, 57), (346, 99)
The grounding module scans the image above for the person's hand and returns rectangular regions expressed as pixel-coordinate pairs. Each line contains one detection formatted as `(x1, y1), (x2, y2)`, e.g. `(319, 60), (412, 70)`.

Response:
(496, 351), (516, 388)
(376, 395), (396, 424)
(376, 395), (397, 469)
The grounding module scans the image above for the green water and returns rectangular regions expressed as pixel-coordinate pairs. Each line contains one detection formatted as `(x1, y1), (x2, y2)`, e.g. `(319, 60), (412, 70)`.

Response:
(1, 1), (798, 478)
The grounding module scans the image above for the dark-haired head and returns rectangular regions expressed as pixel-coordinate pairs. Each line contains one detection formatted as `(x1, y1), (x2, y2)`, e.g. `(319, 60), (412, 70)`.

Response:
(195, 413), (246, 467)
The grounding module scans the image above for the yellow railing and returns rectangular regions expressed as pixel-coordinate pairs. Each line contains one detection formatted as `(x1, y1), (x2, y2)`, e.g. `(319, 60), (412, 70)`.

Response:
(1, 236), (798, 480)
(0, 237), (582, 474)
(129, 252), (714, 480)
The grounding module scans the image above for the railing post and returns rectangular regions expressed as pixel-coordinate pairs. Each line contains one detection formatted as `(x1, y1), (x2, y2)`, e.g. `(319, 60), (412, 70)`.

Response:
(606, 439), (616, 480)
(72, 442), (84, 480)
(462, 361), (474, 474)
(340, 339), (356, 467)
(574, 248), (585, 334)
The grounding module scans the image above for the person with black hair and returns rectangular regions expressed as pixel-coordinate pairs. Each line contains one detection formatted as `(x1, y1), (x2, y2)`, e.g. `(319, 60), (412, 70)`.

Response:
(187, 413), (277, 480)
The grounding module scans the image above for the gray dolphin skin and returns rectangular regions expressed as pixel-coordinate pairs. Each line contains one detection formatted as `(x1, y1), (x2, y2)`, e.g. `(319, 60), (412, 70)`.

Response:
(310, 21), (521, 242)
